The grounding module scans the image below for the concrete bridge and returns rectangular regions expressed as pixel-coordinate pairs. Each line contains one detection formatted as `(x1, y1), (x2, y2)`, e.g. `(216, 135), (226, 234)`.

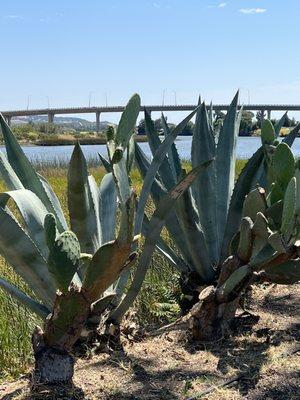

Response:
(2, 104), (300, 133)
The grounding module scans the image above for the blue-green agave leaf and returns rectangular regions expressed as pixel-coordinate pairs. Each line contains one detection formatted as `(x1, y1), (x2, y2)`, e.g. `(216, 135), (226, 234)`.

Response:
(135, 142), (193, 268)
(68, 142), (101, 253)
(274, 112), (287, 137)
(99, 173), (117, 244)
(37, 173), (68, 232)
(191, 102), (218, 264)
(110, 159), (212, 323)
(135, 106), (200, 235)
(134, 142), (194, 266)
(282, 123), (300, 147)
(161, 113), (182, 180)
(0, 206), (55, 307)
(215, 91), (241, 250)
(99, 153), (112, 172)
(0, 151), (23, 190)
(144, 109), (175, 190)
(115, 94), (140, 151)
(142, 213), (189, 272)
(0, 277), (50, 318)
(0, 189), (49, 258)
(0, 114), (66, 232)
(175, 186), (214, 281)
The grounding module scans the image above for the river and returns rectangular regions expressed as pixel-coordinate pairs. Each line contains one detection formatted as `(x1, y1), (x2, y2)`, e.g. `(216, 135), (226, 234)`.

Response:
(1, 136), (300, 165)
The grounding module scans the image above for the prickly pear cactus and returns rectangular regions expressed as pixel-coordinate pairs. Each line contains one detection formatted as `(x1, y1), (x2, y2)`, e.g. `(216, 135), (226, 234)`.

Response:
(45, 213), (81, 293)
(227, 139), (300, 289)
(215, 161), (300, 328)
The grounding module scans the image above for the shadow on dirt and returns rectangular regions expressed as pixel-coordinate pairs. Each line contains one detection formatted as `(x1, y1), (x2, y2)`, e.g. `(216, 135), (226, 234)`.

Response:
(2, 383), (85, 400)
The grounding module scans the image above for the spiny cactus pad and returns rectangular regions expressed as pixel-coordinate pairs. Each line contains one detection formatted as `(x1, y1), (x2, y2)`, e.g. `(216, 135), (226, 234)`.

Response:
(281, 177), (297, 240)
(261, 119), (275, 145)
(242, 188), (266, 221)
(106, 126), (115, 141)
(47, 230), (81, 293)
(111, 147), (124, 164)
(237, 217), (253, 262)
(44, 213), (57, 249)
(262, 260), (300, 284)
(272, 143), (295, 190)
(267, 182), (284, 206)
(252, 212), (271, 256)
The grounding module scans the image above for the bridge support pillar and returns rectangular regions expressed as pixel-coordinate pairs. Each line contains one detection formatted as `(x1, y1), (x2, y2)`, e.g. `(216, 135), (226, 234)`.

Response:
(267, 110), (271, 120)
(260, 109), (265, 126)
(48, 113), (54, 124)
(96, 111), (101, 133)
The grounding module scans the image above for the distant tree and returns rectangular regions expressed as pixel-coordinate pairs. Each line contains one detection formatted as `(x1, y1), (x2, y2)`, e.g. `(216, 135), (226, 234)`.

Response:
(180, 121), (194, 136)
(239, 111), (254, 136)
(36, 122), (61, 135)
(154, 118), (164, 133)
(137, 117), (171, 135)
(137, 119), (146, 135)
(255, 110), (267, 128)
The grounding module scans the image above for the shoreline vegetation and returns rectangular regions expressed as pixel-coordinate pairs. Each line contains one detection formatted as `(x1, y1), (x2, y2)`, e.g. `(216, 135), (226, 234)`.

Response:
(0, 128), (294, 147)
(0, 118), (296, 146)
(1, 134), (149, 146)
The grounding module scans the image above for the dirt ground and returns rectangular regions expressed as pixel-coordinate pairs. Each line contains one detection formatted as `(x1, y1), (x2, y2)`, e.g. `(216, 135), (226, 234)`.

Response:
(1, 284), (299, 400)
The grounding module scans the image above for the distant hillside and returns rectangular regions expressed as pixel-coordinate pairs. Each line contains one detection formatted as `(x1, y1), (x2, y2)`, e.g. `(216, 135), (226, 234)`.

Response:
(11, 115), (115, 131)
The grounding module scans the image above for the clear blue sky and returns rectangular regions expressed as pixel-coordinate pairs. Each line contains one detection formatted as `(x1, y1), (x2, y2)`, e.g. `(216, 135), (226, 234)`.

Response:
(1, 0), (300, 122)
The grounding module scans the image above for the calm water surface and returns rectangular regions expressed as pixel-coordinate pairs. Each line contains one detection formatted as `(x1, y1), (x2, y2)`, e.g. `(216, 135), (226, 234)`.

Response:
(1, 136), (300, 165)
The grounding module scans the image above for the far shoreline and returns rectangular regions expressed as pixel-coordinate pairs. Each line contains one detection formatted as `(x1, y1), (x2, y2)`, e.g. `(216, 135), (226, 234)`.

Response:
(0, 134), (274, 147)
(0, 135), (149, 147)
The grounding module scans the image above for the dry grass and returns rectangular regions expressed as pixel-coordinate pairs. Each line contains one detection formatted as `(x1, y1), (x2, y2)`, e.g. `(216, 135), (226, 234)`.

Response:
(1, 283), (299, 400)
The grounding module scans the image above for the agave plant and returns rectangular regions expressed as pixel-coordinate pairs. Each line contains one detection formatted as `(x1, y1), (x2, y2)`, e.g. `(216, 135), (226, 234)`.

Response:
(130, 93), (300, 315)
(0, 94), (210, 383)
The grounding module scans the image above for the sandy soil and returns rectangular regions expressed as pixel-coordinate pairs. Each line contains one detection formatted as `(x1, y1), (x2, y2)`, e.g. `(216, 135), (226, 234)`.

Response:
(1, 283), (299, 400)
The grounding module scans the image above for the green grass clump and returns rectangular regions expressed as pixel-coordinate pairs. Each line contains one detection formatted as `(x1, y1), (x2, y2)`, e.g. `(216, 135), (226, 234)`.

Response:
(0, 160), (248, 380)
(0, 264), (40, 380)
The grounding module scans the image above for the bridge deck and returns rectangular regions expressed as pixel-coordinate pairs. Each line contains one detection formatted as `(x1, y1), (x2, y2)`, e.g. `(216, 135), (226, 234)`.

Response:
(1, 104), (300, 118)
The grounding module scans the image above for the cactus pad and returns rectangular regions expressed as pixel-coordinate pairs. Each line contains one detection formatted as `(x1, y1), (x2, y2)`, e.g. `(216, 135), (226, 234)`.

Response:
(242, 187), (266, 221)
(272, 143), (295, 190)
(111, 147), (124, 164)
(281, 177), (297, 240)
(261, 119), (275, 145)
(44, 213), (57, 249)
(47, 229), (81, 293)
(237, 217), (253, 262)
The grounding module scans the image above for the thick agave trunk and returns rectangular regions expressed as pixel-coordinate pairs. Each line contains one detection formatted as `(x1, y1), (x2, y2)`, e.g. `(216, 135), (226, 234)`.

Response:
(188, 288), (242, 341)
(188, 256), (249, 341)
(32, 327), (75, 385)
(32, 285), (91, 385)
